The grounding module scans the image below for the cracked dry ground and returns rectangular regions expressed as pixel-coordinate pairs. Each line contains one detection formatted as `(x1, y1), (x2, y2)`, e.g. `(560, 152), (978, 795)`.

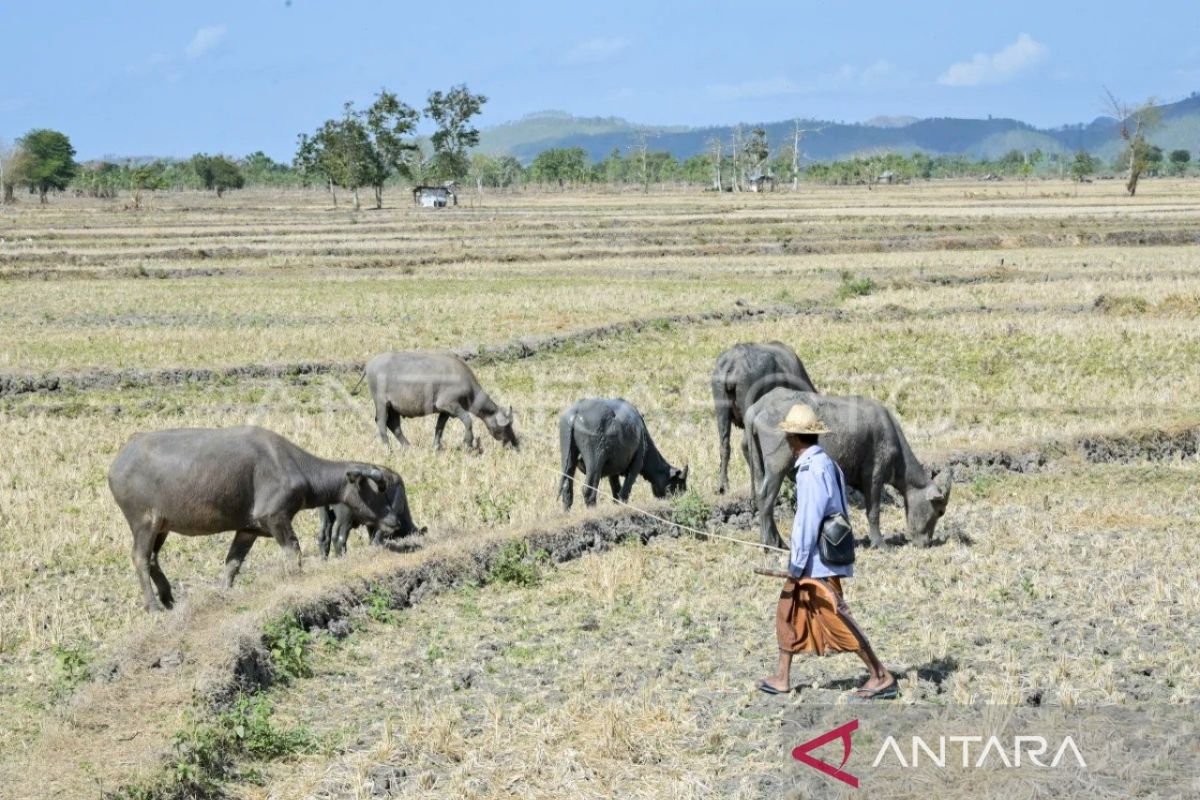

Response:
(238, 458), (1200, 800)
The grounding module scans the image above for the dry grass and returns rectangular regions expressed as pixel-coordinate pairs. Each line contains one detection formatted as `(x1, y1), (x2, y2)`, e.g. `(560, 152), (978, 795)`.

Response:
(243, 460), (1200, 799)
(0, 181), (1198, 798)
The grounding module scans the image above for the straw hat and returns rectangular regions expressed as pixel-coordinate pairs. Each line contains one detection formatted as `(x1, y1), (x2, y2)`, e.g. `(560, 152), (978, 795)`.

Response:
(778, 403), (831, 435)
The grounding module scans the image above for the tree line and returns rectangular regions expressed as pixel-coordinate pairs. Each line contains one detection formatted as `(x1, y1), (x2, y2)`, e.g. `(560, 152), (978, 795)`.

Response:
(1, 90), (1192, 205)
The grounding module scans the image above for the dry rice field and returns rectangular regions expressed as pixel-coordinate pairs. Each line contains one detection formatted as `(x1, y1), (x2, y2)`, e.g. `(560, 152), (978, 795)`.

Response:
(0, 181), (1197, 798)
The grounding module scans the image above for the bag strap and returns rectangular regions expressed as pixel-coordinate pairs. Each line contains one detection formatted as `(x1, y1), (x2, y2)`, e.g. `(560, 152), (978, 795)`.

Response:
(831, 460), (849, 517)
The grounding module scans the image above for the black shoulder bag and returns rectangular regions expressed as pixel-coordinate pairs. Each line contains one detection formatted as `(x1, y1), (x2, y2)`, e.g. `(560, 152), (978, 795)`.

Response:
(818, 464), (855, 566)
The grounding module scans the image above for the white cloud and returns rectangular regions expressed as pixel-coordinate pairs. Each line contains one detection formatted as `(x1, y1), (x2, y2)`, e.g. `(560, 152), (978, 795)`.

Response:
(938, 33), (1047, 87)
(562, 37), (629, 65)
(185, 25), (227, 60)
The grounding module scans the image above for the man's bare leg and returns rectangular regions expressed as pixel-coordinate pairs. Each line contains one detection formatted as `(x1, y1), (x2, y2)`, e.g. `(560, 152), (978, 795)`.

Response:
(761, 650), (794, 692)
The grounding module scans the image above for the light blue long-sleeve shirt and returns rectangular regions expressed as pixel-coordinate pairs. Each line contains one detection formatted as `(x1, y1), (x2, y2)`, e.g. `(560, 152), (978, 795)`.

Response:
(789, 445), (854, 579)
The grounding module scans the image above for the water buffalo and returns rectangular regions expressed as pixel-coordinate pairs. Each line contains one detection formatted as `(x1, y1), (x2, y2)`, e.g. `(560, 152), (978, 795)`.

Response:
(711, 341), (817, 495)
(108, 426), (416, 611)
(744, 389), (951, 549)
(366, 351), (519, 451)
(316, 502), (427, 558)
(558, 398), (688, 510)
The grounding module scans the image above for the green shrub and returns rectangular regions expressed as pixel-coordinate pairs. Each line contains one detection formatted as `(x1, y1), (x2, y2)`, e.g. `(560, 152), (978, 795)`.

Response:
(52, 642), (92, 697)
(487, 540), (548, 587)
(835, 270), (874, 301)
(670, 490), (711, 531)
(262, 616), (312, 683)
(364, 584), (397, 625)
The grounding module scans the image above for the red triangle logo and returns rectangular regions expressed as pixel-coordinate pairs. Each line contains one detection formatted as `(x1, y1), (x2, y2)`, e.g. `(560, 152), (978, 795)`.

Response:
(792, 719), (859, 788)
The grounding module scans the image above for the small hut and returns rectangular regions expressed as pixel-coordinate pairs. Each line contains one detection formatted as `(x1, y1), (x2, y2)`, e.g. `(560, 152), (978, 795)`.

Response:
(413, 182), (458, 207)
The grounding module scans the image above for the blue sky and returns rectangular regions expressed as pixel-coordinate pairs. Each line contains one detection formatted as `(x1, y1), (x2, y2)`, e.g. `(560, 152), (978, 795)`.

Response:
(2, 1), (1197, 160)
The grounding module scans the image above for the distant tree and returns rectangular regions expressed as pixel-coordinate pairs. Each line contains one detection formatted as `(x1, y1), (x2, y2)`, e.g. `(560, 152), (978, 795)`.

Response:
(528, 147), (589, 188)
(75, 160), (124, 199)
(0, 139), (25, 203)
(629, 131), (652, 192)
(706, 136), (723, 190)
(1168, 148), (1191, 176)
(1144, 144), (1164, 176)
(468, 153), (507, 193)
(190, 154), (245, 197)
(296, 90), (418, 210)
(742, 127), (769, 181)
(424, 84), (487, 182)
(128, 161), (169, 210)
(15, 129), (77, 203)
(364, 90), (419, 204)
(1069, 150), (1097, 182)
(1105, 90), (1161, 196)
(495, 155), (524, 189)
(241, 151), (295, 186)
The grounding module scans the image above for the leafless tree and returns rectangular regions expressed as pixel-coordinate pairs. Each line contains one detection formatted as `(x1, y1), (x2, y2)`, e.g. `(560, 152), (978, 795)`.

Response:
(1105, 89), (1161, 197)
(707, 136), (723, 191)
(629, 130), (653, 193)
(789, 121), (822, 191)
(730, 125), (744, 192)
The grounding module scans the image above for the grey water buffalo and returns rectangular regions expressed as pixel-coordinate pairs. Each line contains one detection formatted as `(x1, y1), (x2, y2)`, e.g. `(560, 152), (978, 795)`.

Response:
(108, 426), (414, 611)
(744, 389), (951, 549)
(366, 351), (519, 451)
(558, 398), (688, 510)
(316, 502), (426, 558)
(712, 341), (817, 495)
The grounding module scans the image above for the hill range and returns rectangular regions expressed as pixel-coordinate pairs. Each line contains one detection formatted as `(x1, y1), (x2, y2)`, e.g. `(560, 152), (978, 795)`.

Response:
(478, 93), (1200, 164)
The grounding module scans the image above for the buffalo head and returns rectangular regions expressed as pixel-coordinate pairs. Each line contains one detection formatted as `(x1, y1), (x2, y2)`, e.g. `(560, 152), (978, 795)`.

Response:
(485, 405), (520, 449)
(904, 468), (952, 546)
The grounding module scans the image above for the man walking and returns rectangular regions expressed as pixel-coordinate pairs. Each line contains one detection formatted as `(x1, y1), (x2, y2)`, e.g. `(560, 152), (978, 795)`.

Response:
(758, 403), (897, 700)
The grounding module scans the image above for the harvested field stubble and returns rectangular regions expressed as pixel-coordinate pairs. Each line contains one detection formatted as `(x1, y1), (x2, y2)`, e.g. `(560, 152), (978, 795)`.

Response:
(0, 182), (1198, 798)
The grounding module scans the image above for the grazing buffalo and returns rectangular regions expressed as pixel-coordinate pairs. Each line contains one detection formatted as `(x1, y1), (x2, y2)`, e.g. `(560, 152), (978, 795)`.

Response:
(744, 389), (951, 549)
(711, 341), (817, 495)
(316, 502), (426, 558)
(558, 398), (688, 510)
(108, 426), (414, 611)
(366, 351), (519, 451)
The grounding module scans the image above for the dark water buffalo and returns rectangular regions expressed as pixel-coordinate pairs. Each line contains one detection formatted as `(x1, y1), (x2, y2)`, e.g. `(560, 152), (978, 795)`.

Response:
(711, 341), (817, 495)
(316, 502), (426, 558)
(744, 388), (951, 549)
(108, 426), (414, 611)
(366, 351), (518, 451)
(558, 398), (688, 510)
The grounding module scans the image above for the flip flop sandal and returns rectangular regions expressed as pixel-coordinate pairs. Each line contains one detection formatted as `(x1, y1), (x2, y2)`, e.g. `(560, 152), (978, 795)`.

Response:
(846, 679), (899, 703)
(757, 680), (791, 695)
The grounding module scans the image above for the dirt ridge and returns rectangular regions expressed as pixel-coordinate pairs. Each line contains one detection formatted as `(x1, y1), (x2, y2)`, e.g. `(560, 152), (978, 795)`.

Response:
(0, 303), (808, 399)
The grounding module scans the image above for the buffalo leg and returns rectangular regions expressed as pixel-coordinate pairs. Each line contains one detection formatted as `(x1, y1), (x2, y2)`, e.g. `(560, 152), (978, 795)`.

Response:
(715, 404), (732, 494)
(374, 399), (391, 447)
(741, 432), (755, 499)
(757, 467), (787, 550)
(865, 479), (887, 548)
(264, 517), (302, 575)
(317, 507), (333, 559)
(385, 408), (410, 447)
(149, 531), (174, 609)
(333, 512), (352, 557)
(618, 452), (644, 502)
(559, 463), (576, 511)
(433, 412), (450, 450)
(222, 530), (258, 587)
(582, 464), (602, 507)
(455, 408), (477, 451)
(608, 475), (621, 500)
(130, 521), (170, 612)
